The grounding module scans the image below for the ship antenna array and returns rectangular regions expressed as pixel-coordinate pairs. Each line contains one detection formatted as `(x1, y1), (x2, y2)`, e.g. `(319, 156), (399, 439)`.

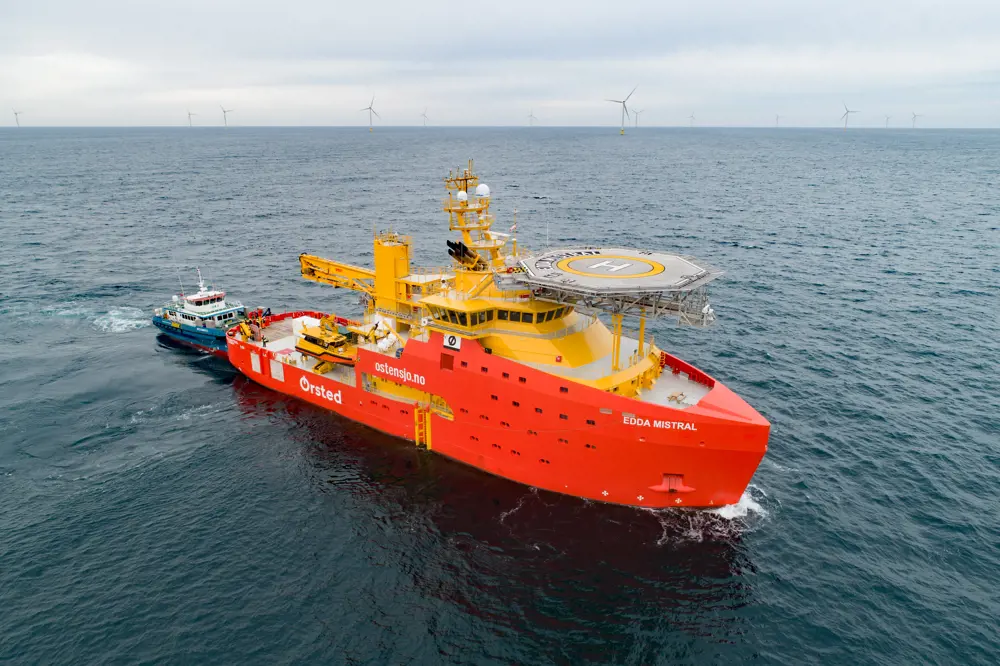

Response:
(176, 271), (185, 298)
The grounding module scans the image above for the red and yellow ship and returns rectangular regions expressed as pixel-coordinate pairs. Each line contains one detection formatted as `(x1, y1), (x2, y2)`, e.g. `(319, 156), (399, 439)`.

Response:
(227, 161), (769, 508)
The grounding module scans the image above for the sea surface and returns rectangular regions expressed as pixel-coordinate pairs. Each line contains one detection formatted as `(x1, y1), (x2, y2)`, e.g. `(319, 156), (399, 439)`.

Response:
(1, 127), (998, 664)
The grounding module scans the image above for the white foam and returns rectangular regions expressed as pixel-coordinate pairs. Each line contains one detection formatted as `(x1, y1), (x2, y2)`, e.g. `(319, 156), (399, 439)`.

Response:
(708, 484), (768, 520)
(93, 306), (150, 333)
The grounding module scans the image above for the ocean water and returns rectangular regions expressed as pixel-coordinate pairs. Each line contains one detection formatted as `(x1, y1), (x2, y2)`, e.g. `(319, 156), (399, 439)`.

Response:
(1, 127), (998, 664)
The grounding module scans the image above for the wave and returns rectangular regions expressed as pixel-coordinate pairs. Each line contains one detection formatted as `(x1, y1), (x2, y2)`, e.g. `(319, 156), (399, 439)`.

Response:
(92, 306), (150, 333)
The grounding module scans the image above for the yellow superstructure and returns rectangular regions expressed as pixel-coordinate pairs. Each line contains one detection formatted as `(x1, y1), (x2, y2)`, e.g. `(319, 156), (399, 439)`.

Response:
(299, 160), (666, 398)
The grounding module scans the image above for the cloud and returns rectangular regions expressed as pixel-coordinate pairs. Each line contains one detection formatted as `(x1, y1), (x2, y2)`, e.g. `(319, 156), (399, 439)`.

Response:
(3, 0), (999, 126)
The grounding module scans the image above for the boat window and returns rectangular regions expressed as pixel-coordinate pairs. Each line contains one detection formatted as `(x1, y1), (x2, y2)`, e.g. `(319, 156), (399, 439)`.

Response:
(457, 312), (467, 326)
(555, 307), (565, 318)
(498, 310), (509, 321)
(545, 310), (555, 322)
(509, 311), (522, 323)
(447, 310), (458, 325)
(522, 313), (533, 324)
(485, 310), (494, 322)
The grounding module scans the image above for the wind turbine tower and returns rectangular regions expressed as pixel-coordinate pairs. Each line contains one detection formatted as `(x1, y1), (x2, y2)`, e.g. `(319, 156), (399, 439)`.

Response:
(633, 109), (644, 127)
(361, 97), (379, 131)
(12, 109), (21, 127)
(220, 105), (233, 127)
(527, 110), (537, 126)
(775, 114), (781, 127)
(605, 86), (636, 135)
(688, 113), (696, 127)
(421, 107), (428, 126)
(884, 115), (891, 128)
(911, 112), (922, 128)
(840, 103), (858, 130)
(187, 110), (197, 127)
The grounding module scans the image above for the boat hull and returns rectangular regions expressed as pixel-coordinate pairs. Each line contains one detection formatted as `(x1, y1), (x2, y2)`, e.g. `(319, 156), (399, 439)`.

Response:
(153, 316), (229, 357)
(227, 313), (769, 508)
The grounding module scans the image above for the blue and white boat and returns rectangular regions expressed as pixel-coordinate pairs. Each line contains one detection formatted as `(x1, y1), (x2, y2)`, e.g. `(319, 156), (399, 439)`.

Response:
(152, 271), (263, 356)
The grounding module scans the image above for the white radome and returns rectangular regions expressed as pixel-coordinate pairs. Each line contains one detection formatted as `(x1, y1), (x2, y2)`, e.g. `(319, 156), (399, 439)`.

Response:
(456, 190), (468, 202)
(475, 183), (490, 198)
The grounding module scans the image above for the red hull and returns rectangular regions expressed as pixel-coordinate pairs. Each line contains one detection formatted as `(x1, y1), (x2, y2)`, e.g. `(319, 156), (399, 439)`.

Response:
(227, 312), (769, 508)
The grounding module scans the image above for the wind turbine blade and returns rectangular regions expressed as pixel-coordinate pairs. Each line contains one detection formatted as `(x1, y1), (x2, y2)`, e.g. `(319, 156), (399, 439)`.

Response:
(372, 109), (380, 119)
(624, 86), (637, 103)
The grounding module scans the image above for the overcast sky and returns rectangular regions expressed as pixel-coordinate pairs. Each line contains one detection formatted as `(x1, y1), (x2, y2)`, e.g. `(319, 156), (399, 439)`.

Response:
(3, 0), (999, 127)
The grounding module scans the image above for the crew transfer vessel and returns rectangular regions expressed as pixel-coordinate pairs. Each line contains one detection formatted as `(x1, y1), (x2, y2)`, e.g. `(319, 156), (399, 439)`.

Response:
(227, 162), (770, 508)
(153, 270), (267, 357)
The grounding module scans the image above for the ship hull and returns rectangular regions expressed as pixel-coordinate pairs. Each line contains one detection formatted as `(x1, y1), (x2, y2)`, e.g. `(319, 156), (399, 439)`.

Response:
(153, 316), (229, 357)
(227, 313), (769, 509)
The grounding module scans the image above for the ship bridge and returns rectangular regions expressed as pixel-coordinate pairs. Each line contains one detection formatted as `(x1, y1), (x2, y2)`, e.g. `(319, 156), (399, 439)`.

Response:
(511, 247), (723, 327)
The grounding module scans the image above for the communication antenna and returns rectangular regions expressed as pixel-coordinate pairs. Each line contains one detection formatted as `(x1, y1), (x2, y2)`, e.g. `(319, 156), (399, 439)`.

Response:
(605, 86), (636, 135)
(220, 105), (234, 127)
(176, 270), (186, 298)
(840, 102), (858, 130)
(361, 97), (380, 132)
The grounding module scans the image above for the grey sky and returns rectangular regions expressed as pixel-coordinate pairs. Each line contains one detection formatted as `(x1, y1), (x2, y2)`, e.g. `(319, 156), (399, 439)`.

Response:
(3, 0), (999, 126)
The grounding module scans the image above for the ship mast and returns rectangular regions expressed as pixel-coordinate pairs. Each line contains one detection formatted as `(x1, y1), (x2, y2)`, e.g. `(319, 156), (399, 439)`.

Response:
(443, 160), (509, 269)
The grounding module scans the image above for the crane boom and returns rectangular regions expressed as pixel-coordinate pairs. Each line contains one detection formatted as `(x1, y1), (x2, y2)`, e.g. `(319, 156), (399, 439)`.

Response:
(300, 254), (376, 295)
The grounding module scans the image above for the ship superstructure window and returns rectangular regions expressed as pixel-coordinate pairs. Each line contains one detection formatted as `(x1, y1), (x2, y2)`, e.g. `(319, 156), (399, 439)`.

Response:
(522, 313), (534, 323)
(509, 311), (522, 323)
(498, 310), (509, 321)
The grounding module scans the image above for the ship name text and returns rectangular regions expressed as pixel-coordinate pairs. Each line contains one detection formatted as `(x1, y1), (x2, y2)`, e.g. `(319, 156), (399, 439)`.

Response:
(623, 415), (698, 431)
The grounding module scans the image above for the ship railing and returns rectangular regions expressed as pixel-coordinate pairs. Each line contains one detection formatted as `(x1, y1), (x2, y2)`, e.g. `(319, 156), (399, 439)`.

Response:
(425, 313), (598, 342)
(658, 351), (716, 388)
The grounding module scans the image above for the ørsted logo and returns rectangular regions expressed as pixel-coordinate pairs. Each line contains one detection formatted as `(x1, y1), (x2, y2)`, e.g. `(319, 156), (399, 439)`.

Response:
(299, 376), (342, 404)
(374, 361), (426, 386)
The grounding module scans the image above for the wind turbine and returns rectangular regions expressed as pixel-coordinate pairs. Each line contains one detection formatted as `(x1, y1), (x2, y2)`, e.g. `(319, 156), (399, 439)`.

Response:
(688, 113), (696, 127)
(527, 110), (537, 126)
(884, 115), (891, 128)
(420, 107), (428, 126)
(633, 109), (644, 127)
(12, 109), (21, 127)
(911, 112), (922, 128)
(361, 97), (379, 131)
(775, 114), (781, 127)
(220, 105), (233, 127)
(840, 103), (858, 130)
(605, 86), (636, 135)
(187, 110), (197, 127)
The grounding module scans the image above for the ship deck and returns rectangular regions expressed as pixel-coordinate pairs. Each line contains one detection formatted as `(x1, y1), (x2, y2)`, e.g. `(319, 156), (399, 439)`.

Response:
(524, 336), (711, 409)
(251, 316), (709, 408)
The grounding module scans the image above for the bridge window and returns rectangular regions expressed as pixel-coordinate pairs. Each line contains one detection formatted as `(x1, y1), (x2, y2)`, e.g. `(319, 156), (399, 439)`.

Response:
(457, 312), (467, 326)
(522, 313), (534, 324)
(498, 310), (509, 321)
(509, 311), (522, 323)
(485, 310), (494, 322)
(555, 307), (566, 318)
